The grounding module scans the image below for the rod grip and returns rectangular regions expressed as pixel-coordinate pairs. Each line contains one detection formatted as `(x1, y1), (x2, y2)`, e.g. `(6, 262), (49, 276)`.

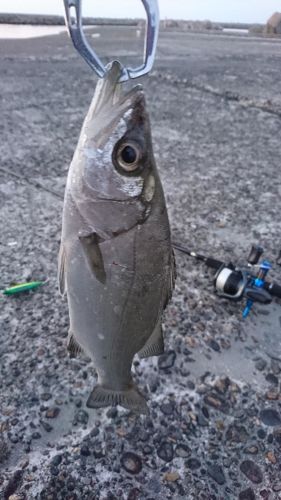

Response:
(205, 257), (224, 271)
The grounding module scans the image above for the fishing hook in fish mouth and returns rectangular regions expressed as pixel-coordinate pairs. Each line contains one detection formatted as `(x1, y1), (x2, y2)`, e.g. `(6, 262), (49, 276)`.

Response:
(63, 0), (159, 81)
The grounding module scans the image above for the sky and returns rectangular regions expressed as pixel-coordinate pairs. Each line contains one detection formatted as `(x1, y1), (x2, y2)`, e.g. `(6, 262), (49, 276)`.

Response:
(0, 0), (281, 24)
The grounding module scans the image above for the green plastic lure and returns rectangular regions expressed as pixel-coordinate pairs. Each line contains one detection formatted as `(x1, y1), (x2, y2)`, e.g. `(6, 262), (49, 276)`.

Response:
(3, 281), (44, 296)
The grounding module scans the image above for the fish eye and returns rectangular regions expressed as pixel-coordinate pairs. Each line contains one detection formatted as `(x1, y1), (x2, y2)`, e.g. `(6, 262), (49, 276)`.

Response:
(116, 142), (141, 172)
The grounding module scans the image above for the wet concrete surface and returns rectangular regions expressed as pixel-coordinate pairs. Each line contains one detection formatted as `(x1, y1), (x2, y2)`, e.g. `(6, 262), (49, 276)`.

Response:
(0, 26), (281, 499)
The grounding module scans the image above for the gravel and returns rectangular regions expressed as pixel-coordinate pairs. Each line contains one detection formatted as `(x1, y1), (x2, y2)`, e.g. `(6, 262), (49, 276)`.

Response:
(1, 26), (281, 499)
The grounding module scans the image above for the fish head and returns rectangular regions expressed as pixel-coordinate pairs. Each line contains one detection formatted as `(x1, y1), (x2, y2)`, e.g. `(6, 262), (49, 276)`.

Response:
(77, 61), (156, 205)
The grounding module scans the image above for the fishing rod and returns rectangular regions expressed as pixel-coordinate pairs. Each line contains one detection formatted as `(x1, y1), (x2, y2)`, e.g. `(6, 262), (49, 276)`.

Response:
(173, 243), (281, 318)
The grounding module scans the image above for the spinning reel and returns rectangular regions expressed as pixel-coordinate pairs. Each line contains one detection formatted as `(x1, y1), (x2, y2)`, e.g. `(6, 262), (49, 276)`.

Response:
(174, 243), (281, 318)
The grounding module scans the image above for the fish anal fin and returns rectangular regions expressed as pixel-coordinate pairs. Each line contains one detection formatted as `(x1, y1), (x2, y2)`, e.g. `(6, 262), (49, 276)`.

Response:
(58, 244), (66, 296)
(67, 331), (83, 358)
(86, 383), (148, 415)
(79, 232), (106, 284)
(138, 320), (164, 359)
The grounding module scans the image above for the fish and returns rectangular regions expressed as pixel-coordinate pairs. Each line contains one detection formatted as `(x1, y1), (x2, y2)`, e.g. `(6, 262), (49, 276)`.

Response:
(58, 61), (176, 414)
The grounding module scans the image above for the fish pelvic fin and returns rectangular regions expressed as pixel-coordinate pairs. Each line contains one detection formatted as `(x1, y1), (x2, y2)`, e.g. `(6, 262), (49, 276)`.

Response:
(86, 383), (149, 415)
(58, 243), (66, 295)
(138, 319), (164, 359)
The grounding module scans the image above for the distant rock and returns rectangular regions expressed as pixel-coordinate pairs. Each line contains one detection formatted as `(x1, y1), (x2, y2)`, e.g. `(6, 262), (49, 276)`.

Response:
(160, 19), (222, 32)
(265, 12), (281, 35)
(249, 24), (265, 35)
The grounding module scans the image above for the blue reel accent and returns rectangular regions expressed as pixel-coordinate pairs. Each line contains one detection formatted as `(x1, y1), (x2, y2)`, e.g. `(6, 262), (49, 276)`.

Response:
(242, 260), (272, 318)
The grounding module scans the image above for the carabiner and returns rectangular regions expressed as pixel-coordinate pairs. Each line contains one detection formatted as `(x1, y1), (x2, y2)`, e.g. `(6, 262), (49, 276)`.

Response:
(63, 0), (159, 81)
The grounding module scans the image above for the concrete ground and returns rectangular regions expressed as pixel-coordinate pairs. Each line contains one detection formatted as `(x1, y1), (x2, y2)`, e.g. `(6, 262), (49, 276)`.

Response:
(0, 26), (281, 500)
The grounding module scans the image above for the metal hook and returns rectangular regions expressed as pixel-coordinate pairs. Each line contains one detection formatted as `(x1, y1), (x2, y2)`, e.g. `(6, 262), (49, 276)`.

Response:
(63, 0), (159, 81)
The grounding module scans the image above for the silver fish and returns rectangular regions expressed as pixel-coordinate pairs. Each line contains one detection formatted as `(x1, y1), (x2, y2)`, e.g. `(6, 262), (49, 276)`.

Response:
(59, 61), (175, 414)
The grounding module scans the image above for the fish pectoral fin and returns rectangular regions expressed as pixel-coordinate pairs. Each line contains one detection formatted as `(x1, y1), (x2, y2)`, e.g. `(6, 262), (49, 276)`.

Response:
(58, 243), (66, 295)
(138, 319), (164, 359)
(67, 331), (83, 358)
(79, 232), (106, 284)
(86, 383), (149, 415)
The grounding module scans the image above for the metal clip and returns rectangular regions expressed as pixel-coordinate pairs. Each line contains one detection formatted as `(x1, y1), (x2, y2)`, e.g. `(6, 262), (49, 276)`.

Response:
(63, 0), (159, 81)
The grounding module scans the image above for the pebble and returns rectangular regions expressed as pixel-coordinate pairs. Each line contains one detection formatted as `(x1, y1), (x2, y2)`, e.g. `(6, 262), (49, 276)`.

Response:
(273, 428), (281, 443)
(240, 460), (263, 484)
(158, 350), (176, 370)
(120, 452), (142, 474)
(45, 407), (60, 419)
(254, 358), (267, 371)
(74, 409), (89, 425)
(260, 409), (281, 426)
(207, 464), (226, 485)
(40, 421), (53, 432)
(8, 435), (19, 444)
(244, 445), (258, 455)
(146, 478), (161, 494)
(80, 445), (91, 457)
(175, 444), (191, 458)
(226, 424), (249, 443)
(265, 450), (276, 464)
(127, 488), (141, 500)
(50, 466), (59, 476)
(3, 469), (23, 499)
(272, 482), (281, 492)
(163, 471), (180, 482)
(265, 390), (279, 400)
(207, 339), (221, 352)
(31, 431), (41, 440)
(160, 401), (175, 415)
(271, 359), (281, 374)
(93, 443), (104, 458)
(142, 445), (153, 455)
(157, 441), (174, 462)
(186, 458), (201, 470)
(265, 373), (278, 385)
(51, 454), (62, 466)
(106, 407), (118, 419)
(0, 439), (10, 463)
(204, 393), (229, 413)
(40, 393), (52, 401)
(238, 487), (256, 500)
(214, 376), (230, 394)
(257, 428), (266, 439)
(197, 410), (208, 427)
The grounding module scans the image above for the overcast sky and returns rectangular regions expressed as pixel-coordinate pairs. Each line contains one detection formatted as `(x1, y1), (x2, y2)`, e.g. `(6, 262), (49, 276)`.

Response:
(0, 0), (280, 24)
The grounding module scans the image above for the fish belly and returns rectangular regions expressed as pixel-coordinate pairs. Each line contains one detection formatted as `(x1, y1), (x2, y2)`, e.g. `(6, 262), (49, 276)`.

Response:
(65, 226), (166, 386)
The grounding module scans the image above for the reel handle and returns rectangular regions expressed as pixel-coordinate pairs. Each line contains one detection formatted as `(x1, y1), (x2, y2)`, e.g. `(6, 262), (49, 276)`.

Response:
(247, 244), (264, 265)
